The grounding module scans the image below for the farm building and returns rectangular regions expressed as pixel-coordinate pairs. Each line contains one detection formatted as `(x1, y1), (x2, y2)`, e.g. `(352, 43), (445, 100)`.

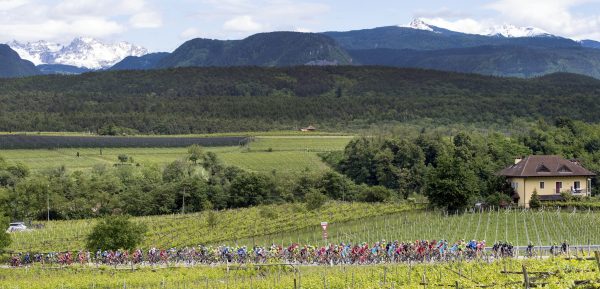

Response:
(300, 125), (317, 132)
(498, 155), (595, 208)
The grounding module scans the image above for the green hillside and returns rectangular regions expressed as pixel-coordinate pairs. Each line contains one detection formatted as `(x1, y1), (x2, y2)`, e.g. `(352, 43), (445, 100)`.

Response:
(350, 46), (600, 78)
(2, 66), (600, 133)
(156, 32), (352, 68)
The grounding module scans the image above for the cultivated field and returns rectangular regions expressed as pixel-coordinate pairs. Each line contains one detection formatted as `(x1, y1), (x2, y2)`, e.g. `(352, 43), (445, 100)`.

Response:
(0, 136), (352, 175)
(234, 208), (600, 249)
(8, 202), (412, 252)
(1, 258), (598, 288)
(0, 135), (247, 149)
(9, 204), (600, 253)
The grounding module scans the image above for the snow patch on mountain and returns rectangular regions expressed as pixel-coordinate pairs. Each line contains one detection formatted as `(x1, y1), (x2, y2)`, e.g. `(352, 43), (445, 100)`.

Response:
(402, 18), (435, 32)
(485, 24), (550, 38)
(402, 18), (554, 38)
(9, 38), (147, 69)
(9, 40), (62, 65)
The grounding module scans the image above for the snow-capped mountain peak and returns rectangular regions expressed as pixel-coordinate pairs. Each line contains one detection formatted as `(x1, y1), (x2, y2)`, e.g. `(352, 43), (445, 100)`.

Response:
(485, 24), (550, 38)
(403, 18), (435, 32)
(9, 40), (63, 65)
(401, 18), (554, 38)
(8, 38), (148, 69)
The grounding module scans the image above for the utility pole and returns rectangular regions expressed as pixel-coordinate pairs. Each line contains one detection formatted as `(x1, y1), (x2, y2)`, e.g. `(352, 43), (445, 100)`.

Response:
(46, 184), (50, 222)
(181, 187), (186, 215)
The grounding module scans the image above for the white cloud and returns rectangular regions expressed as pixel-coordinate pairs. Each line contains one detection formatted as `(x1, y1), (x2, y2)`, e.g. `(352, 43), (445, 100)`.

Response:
(421, 17), (491, 35)
(193, 0), (330, 38)
(486, 0), (600, 40)
(130, 11), (163, 28)
(180, 27), (203, 39)
(0, 0), (28, 11)
(295, 27), (312, 33)
(223, 15), (263, 32)
(0, 0), (162, 43)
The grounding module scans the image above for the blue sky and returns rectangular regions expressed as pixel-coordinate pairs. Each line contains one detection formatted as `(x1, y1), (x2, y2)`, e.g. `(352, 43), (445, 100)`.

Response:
(2, 0), (600, 51)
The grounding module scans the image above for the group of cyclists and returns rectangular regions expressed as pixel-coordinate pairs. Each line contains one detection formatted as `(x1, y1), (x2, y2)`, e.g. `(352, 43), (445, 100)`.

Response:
(9, 239), (571, 267)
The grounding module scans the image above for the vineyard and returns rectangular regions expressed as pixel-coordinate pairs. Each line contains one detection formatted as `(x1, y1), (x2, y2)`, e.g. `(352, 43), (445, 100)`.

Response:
(0, 135), (248, 149)
(0, 136), (352, 174)
(8, 202), (414, 252)
(233, 208), (600, 250)
(8, 204), (600, 253)
(1, 258), (599, 288)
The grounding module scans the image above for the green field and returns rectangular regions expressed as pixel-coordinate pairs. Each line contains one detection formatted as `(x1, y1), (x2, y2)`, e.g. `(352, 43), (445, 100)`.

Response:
(0, 136), (352, 175)
(1, 258), (598, 288)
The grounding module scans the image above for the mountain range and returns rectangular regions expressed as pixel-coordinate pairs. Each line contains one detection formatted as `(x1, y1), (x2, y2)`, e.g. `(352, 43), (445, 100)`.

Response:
(9, 37), (147, 70)
(4, 19), (600, 78)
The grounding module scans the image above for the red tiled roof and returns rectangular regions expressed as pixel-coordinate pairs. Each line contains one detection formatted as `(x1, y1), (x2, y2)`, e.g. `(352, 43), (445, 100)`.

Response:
(498, 155), (595, 177)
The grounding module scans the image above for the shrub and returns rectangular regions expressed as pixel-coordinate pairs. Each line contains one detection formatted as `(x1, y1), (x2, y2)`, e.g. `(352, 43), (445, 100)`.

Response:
(530, 190), (541, 209)
(117, 154), (129, 164)
(359, 185), (392, 203)
(560, 191), (574, 202)
(305, 189), (328, 211)
(207, 210), (218, 228)
(86, 215), (147, 251)
(486, 192), (513, 208)
(0, 216), (11, 252)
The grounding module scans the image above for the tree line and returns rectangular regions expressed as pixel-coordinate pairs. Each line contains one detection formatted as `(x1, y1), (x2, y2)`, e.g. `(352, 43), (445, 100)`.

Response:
(327, 118), (600, 211)
(0, 145), (399, 221)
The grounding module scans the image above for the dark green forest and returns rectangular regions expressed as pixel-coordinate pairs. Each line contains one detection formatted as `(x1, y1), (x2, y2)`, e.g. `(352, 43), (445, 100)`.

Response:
(1, 66), (600, 134)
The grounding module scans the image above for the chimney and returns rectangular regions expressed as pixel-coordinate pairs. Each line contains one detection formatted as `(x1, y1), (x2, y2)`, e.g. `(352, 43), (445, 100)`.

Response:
(514, 158), (522, 165)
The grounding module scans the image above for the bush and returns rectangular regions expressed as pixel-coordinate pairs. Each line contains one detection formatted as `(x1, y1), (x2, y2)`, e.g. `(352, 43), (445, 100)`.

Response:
(305, 189), (328, 210)
(117, 154), (129, 164)
(359, 185), (392, 203)
(529, 190), (541, 209)
(560, 191), (573, 202)
(0, 216), (11, 252)
(86, 215), (147, 251)
(485, 192), (513, 208)
(207, 210), (218, 228)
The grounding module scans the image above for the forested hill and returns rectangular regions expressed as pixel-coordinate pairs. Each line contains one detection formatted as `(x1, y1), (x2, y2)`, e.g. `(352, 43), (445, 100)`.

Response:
(0, 44), (40, 78)
(1, 66), (600, 134)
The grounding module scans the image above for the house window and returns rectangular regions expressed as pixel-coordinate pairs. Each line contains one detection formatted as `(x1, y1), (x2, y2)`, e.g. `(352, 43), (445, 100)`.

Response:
(556, 182), (562, 194)
(558, 165), (572, 173)
(588, 179), (592, 193)
(574, 181), (581, 189)
(540, 182), (545, 189)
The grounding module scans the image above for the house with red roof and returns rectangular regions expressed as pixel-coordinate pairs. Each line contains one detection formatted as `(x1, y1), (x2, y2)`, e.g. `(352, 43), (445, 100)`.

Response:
(498, 155), (595, 207)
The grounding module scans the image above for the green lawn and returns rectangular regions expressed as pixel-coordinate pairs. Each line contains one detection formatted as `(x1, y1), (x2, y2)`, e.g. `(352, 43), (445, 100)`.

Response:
(0, 136), (353, 175)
